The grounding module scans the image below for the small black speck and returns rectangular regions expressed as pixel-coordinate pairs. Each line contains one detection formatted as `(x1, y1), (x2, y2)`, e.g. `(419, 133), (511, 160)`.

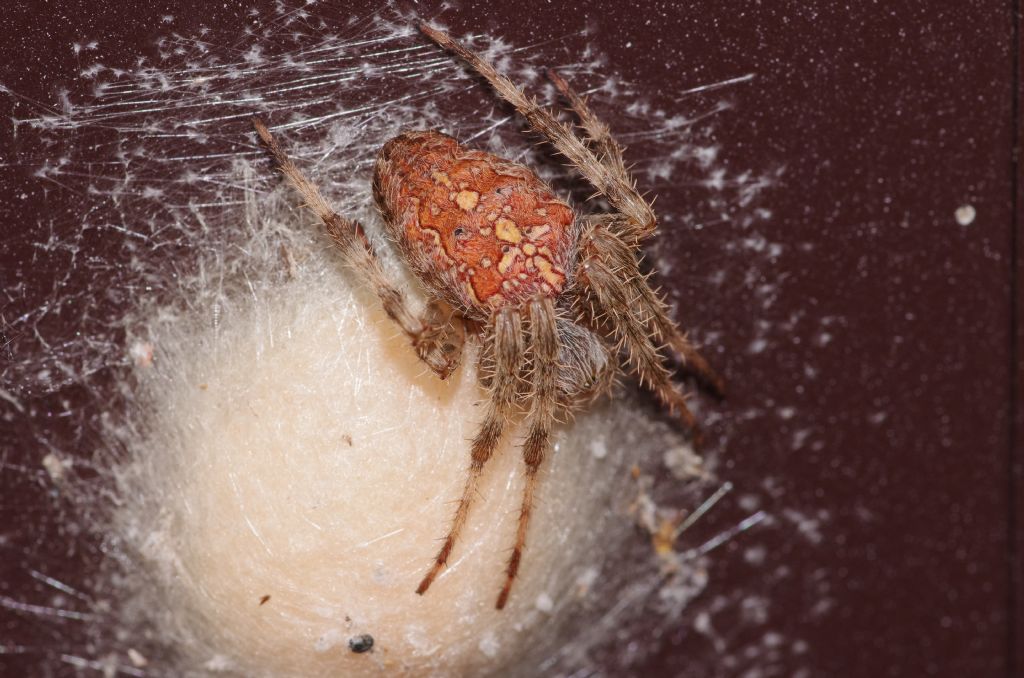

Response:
(349, 634), (374, 654)
(259, 595), (270, 606)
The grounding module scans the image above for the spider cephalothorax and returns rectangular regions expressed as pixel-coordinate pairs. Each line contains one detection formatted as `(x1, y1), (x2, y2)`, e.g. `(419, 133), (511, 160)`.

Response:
(252, 23), (724, 609)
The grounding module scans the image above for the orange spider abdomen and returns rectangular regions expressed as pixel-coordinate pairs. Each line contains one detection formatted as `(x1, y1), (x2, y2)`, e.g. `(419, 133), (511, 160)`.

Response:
(373, 131), (574, 316)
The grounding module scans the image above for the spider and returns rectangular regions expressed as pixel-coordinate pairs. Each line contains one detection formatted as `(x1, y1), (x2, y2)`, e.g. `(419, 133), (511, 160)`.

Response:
(251, 23), (724, 610)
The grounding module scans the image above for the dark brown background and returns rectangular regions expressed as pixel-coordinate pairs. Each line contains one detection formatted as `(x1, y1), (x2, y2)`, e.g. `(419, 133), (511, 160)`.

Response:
(1, 1), (1020, 676)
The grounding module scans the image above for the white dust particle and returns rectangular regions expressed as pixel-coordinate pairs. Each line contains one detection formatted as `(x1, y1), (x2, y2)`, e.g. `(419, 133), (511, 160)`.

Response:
(42, 453), (71, 484)
(663, 444), (705, 480)
(313, 629), (343, 653)
(129, 341), (154, 368)
(954, 204), (976, 226)
(126, 649), (148, 668)
(478, 631), (500, 658)
(203, 655), (234, 672)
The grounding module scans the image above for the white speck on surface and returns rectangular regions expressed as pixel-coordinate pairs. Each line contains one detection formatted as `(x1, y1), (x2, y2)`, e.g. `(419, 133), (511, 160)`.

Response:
(693, 610), (714, 636)
(791, 429), (811, 449)
(402, 624), (439, 655)
(203, 655), (234, 672)
(313, 628), (342, 653)
(129, 340), (154, 368)
(590, 438), (608, 459)
(535, 592), (554, 613)
(575, 567), (600, 597)
(663, 444), (705, 480)
(744, 545), (767, 566)
(954, 204), (976, 226)
(478, 631), (500, 658)
(748, 338), (768, 354)
(42, 453), (71, 484)
(126, 648), (148, 668)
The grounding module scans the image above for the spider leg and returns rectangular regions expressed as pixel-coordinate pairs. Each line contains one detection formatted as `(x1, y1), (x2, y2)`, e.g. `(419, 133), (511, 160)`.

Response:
(546, 69), (628, 184)
(253, 118), (464, 379)
(420, 24), (656, 242)
(416, 307), (525, 596)
(585, 217), (725, 397)
(580, 250), (704, 445)
(496, 297), (560, 609)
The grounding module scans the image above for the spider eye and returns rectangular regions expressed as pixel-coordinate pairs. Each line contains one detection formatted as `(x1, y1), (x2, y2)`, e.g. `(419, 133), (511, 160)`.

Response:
(453, 227), (465, 238)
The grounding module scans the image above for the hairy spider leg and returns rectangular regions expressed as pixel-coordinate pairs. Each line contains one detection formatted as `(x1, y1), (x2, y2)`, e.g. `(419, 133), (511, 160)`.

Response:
(419, 23), (656, 243)
(584, 217), (726, 398)
(545, 69), (629, 196)
(416, 307), (525, 596)
(546, 70), (726, 396)
(580, 251), (704, 445)
(252, 118), (464, 379)
(496, 296), (560, 609)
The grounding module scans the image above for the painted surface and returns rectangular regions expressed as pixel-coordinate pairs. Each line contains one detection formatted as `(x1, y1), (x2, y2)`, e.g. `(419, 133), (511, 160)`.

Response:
(1, 1), (1019, 675)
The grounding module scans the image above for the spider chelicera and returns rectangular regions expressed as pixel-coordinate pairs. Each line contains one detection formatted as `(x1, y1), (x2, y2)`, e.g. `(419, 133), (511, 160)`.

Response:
(252, 23), (724, 610)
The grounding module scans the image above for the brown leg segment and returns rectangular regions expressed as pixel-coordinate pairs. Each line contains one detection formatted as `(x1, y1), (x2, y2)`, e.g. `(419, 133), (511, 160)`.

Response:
(585, 219), (725, 397)
(582, 255), (704, 444)
(546, 69), (629, 187)
(416, 308), (525, 596)
(496, 297), (560, 609)
(253, 118), (464, 379)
